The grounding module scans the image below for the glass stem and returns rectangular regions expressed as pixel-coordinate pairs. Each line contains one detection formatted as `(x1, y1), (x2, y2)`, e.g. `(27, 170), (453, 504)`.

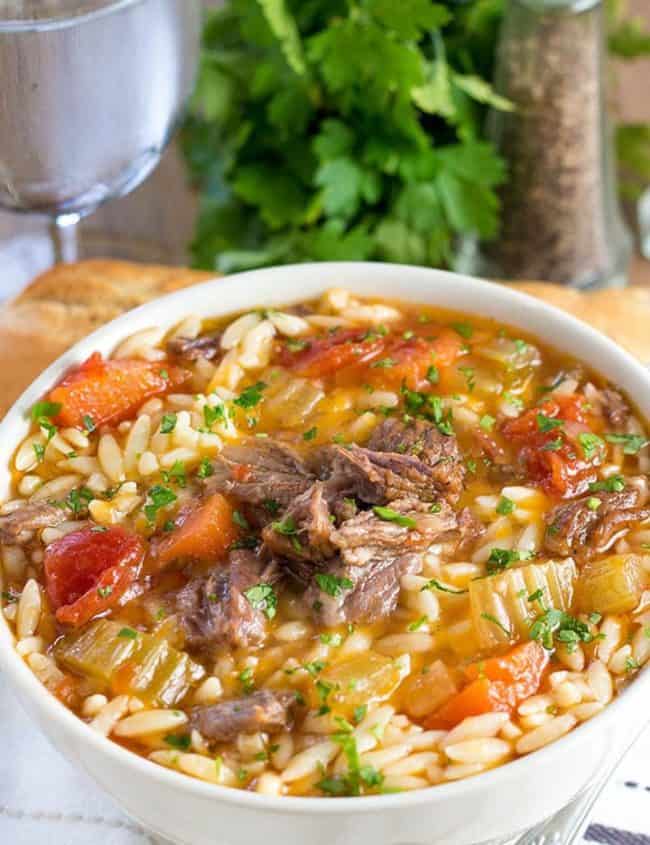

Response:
(50, 212), (81, 263)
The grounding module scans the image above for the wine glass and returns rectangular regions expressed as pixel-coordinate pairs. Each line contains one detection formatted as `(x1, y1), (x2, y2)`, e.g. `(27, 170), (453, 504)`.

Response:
(0, 0), (201, 267)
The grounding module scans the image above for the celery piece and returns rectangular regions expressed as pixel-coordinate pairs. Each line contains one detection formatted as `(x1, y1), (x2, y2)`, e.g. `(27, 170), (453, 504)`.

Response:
(313, 652), (407, 719)
(55, 619), (204, 706)
(575, 554), (648, 615)
(470, 558), (577, 651)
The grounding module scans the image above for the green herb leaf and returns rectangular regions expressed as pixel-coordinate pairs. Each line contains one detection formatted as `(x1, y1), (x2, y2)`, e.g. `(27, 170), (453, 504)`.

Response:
(315, 573), (354, 597)
(496, 496), (515, 515)
(117, 627), (138, 640)
(144, 484), (177, 523)
(578, 432), (605, 461)
(233, 381), (267, 409)
(605, 433), (649, 455)
(589, 475), (625, 493)
(372, 505), (416, 528)
(160, 413), (177, 434)
(30, 401), (61, 422)
(243, 583), (278, 620)
(537, 413), (563, 433)
(421, 579), (467, 595)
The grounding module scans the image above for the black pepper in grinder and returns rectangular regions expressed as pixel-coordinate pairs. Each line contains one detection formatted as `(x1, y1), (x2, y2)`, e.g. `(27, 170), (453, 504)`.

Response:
(476, 0), (631, 288)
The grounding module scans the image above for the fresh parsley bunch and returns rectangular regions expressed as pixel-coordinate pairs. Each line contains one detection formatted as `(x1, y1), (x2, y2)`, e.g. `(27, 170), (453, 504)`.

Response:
(182, 0), (509, 272)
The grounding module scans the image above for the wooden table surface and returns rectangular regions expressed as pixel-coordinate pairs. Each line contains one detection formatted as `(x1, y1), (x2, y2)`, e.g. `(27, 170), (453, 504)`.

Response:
(1, 0), (650, 293)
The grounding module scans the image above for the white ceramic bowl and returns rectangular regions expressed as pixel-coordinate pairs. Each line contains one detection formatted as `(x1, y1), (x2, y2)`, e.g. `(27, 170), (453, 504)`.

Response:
(1, 263), (649, 845)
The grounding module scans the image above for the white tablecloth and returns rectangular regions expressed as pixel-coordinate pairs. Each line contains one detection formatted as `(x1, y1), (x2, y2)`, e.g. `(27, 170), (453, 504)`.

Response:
(1, 679), (649, 845)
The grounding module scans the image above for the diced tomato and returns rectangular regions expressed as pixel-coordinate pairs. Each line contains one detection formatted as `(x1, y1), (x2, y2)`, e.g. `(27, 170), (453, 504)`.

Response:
(279, 330), (386, 378)
(425, 642), (549, 730)
(501, 395), (586, 441)
(367, 329), (464, 390)
(152, 493), (239, 570)
(48, 352), (189, 429)
(501, 395), (599, 498)
(45, 526), (145, 627)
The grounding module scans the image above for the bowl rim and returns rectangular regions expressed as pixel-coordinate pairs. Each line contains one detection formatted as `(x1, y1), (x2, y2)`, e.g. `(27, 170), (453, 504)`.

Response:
(1, 260), (649, 814)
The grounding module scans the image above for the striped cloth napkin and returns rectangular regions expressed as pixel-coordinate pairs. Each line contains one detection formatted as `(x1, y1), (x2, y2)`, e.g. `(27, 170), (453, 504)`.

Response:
(0, 681), (648, 845)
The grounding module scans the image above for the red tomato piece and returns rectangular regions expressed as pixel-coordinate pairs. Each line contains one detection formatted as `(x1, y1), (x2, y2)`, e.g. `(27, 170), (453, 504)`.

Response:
(501, 395), (586, 441)
(279, 330), (387, 378)
(369, 330), (463, 390)
(49, 352), (189, 429)
(45, 526), (145, 627)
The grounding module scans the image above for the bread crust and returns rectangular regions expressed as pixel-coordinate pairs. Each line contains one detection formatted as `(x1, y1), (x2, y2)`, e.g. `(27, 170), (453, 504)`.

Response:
(0, 261), (647, 418)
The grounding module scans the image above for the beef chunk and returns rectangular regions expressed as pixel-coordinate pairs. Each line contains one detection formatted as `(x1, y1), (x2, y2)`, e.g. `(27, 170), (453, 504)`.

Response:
(261, 482), (336, 564)
(319, 418), (465, 507)
(301, 499), (456, 626)
(189, 690), (296, 742)
(205, 440), (313, 509)
(330, 497), (458, 566)
(456, 507), (486, 556)
(167, 334), (222, 361)
(0, 502), (68, 544)
(304, 553), (422, 628)
(173, 550), (278, 652)
(544, 485), (650, 558)
(600, 388), (630, 429)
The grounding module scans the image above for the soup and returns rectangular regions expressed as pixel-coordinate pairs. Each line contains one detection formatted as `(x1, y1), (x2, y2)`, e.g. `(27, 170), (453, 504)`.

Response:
(2, 288), (649, 797)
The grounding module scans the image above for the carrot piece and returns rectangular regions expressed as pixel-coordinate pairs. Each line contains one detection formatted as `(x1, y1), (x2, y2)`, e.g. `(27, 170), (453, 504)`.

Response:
(48, 352), (189, 429)
(465, 642), (549, 688)
(153, 493), (240, 569)
(425, 642), (549, 730)
(425, 678), (512, 729)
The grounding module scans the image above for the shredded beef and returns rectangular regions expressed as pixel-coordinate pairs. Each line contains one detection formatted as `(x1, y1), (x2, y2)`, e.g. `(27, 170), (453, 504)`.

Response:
(189, 690), (296, 742)
(0, 502), (68, 544)
(600, 388), (630, 429)
(173, 550), (278, 652)
(205, 440), (313, 509)
(456, 507), (486, 555)
(544, 485), (650, 558)
(304, 552), (422, 627)
(261, 482), (335, 563)
(167, 334), (222, 361)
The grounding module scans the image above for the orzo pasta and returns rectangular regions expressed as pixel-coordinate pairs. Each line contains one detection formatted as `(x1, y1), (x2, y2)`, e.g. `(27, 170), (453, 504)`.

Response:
(1, 289), (649, 797)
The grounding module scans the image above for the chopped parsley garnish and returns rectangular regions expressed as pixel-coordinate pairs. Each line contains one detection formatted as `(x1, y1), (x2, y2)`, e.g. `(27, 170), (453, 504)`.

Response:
(586, 497), (601, 511)
(317, 733), (384, 796)
(589, 475), (625, 493)
(426, 365), (439, 384)
(303, 659), (326, 677)
(117, 627), (138, 640)
(160, 413), (177, 434)
(353, 705), (367, 724)
(429, 395), (454, 435)
(480, 612), (511, 637)
(458, 366), (475, 392)
(542, 437), (563, 452)
(232, 510), (250, 530)
(203, 403), (225, 428)
(370, 357), (396, 369)
(604, 433), (649, 455)
(529, 605), (596, 652)
(480, 414), (496, 432)
(243, 583), (277, 620)
(82, 414), (96, 433)
(161, 460), (187, 488)
(496, 496), (515, 515)
(33, 443), (45, 463)
(271, 515), (297, 536)
(315, 573), (353, 597)
(233, 381), (267, 409)
(502, 392), (524, 411)
(144, 484), (177, 523)
(263, 498), (281, 516)
(286, 337), (309, 352)
(238, 667), (255, 694)
(197, 457), (214, 479)
(537, 413), (563, 433)
(421, 579), (467, 595)
(408, 615), (429, 632)
(625, 656), (641, 673)
(30, 401), (61, 422)
(65, 486), (93, 516)
(487, 548), (535, 574)
(164, 734), (191, 750)
(578, 432), (605, 460)
(372, 506), (416, 528)
(303, 426), (318, 441)
(451, 322), (473, 339)
(96, 585), (113, 599)
(430, 502), (442, 514)
(400, 386), (454, 436)
(320, 632), (343, 646)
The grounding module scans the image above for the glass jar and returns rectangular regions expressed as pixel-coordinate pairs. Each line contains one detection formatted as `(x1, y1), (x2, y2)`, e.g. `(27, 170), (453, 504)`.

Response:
(467, 0), (632, 289)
